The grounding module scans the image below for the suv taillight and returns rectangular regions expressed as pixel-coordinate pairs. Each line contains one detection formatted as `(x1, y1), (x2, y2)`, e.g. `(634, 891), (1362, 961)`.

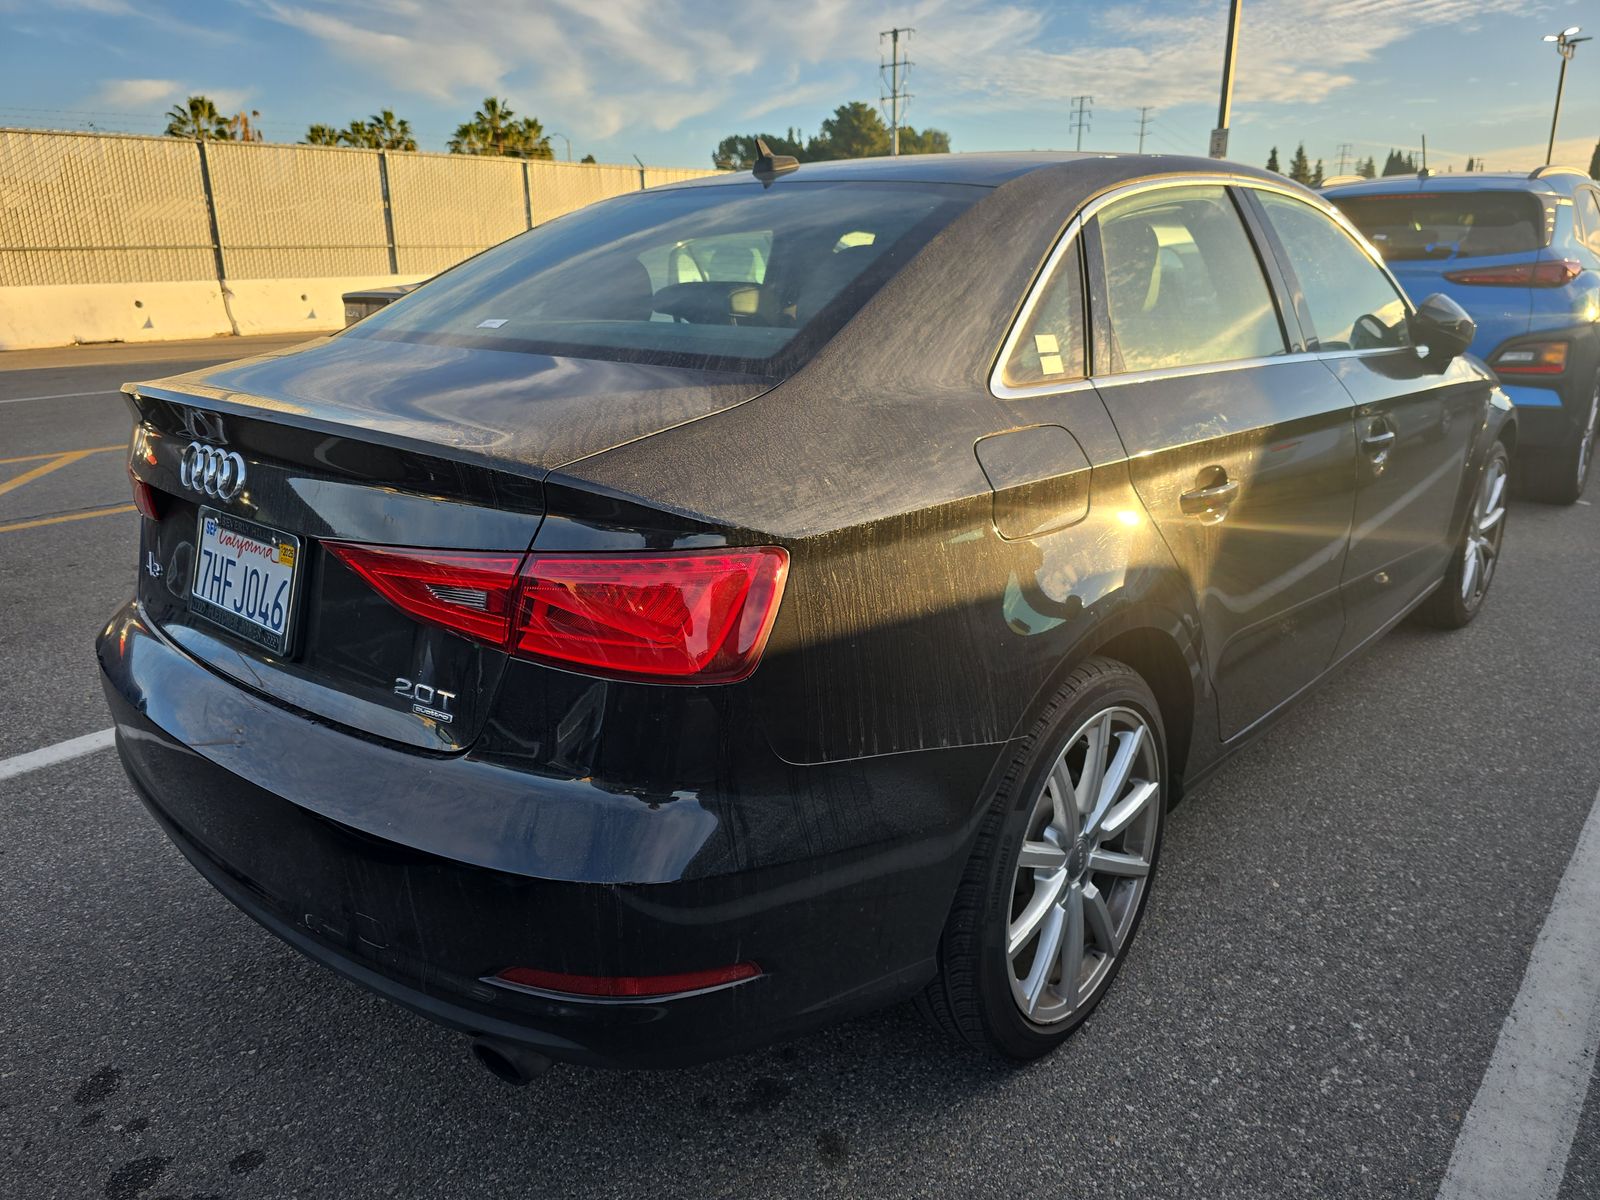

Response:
(1443, 259), (1580, 288)
(1494, 341), (1569, 375)
(325, 543), (789, 684)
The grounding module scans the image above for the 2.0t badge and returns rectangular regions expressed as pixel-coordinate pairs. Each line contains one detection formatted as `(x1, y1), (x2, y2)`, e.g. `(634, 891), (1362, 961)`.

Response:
(180, 441), (247, 502)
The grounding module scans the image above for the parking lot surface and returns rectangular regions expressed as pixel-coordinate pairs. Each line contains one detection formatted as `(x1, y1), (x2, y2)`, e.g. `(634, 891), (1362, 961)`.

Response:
(2, 337), (1598, 1199)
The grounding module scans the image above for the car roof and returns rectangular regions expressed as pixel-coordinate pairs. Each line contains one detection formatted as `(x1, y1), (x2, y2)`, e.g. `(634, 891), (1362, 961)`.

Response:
(1323, 168), (1592, 198)
(656, 150), (1301, 192)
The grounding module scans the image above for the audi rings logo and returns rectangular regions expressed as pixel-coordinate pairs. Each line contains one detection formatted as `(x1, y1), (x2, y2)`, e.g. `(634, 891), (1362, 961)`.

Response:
(180, 442), (247, 501)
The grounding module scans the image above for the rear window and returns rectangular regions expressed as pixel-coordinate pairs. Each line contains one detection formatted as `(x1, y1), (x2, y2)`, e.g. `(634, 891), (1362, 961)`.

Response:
(1333, 191), (1546, 261)
(343, 180), (980, 373)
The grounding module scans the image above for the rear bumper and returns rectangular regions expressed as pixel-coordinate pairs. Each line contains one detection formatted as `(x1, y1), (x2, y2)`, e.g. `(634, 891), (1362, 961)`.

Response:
(1487, 323), (1600, 450)
(98, 601), (995, 1068)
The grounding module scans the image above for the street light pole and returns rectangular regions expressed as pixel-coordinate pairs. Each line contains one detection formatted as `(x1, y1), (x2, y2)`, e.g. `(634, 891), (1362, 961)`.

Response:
(1211, 0), (1242, 158)
(1543, 27), (1591, 165)
(548, 131), (573, 162)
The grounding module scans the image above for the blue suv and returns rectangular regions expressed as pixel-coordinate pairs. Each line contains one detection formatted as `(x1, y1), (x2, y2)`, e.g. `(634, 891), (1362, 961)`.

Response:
(1326, 167), (1600, 503)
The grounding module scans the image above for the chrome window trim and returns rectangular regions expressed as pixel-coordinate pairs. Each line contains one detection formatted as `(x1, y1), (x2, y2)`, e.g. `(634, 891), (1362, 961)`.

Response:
(989, 173), (1416, 401)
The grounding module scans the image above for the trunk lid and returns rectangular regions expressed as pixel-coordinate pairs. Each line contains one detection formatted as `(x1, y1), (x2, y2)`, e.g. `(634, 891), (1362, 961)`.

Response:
(127, 335), (773, 751)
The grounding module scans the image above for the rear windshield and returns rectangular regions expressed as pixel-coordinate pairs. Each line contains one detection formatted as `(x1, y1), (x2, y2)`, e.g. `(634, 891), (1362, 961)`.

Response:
(343, 180), (980, 373)
(1333, 191), (1546, 261)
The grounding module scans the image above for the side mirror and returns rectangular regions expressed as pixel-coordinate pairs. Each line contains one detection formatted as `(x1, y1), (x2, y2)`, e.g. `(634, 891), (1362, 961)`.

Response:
(1409, 293), (1475, 362)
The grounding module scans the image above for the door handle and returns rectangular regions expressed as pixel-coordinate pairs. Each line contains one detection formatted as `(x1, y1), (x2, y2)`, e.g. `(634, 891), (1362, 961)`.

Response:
(1361, 428), (1397, 453)
(1180, 477), (1240, 516)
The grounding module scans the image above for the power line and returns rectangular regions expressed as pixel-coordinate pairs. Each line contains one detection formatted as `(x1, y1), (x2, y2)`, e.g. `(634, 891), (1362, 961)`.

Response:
(879, 27), (914, 156)
(1069, 95), (1092, 152)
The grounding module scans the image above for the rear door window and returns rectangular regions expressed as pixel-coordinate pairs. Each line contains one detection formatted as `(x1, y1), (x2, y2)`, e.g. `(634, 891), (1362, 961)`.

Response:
(1091, 185), (1287, 374)
(1000, 241), (1086, 388)
(1333, 191), (1546, 261)
(1254, 191), (1411, 352)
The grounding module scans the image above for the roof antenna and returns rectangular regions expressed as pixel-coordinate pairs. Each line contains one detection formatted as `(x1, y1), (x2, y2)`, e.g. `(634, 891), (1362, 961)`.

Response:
(752, 137), (799, 187)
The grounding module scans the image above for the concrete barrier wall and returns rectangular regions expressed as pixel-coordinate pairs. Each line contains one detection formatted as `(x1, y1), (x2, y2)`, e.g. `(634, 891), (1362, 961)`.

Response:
(0, 273), (431, 350)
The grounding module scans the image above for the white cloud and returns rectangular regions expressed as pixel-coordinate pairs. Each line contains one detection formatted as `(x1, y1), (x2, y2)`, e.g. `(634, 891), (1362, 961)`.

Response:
(90, 78), (181, 109)
(255, 0), (1542, 141)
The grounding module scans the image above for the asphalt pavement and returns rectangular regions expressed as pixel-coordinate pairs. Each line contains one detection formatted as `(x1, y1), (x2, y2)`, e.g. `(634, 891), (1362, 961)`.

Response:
(2, 337), (1598, 1200)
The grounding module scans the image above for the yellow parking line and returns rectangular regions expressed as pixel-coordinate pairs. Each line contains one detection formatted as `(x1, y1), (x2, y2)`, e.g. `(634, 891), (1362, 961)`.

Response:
(0, 444), (123, 467)
(0, 449), (106, 499)
(0, 504), (137, 534)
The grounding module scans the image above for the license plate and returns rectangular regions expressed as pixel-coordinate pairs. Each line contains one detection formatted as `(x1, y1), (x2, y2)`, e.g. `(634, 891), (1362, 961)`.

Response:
(189, 507), (302, 655)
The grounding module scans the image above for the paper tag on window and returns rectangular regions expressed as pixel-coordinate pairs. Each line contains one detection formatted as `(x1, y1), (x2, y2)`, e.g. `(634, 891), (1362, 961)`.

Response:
(1033, 333), (1060, 354)
(477, 318), (509, 329)
(1039, 354), (1065, 376)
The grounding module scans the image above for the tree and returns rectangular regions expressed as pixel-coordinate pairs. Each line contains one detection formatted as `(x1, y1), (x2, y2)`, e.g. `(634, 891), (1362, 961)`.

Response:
(339, 120), (376, 148)
(224, 110), (263, 142)
(897, 125), (950, 154)
(1589, 139), (1599, 180)
(1381, 149), (1417, 176)
(1357, 155), (1377, 179)
(1312, 158), (1325, 187)
(165, 95), (228, 139)
(1287, 143), (1313, 185)
(449, 97), (552, 158)
(1464, 156), (1476, 173)
(304, 124), (341, 146)
(580, 153), (597, 164)
(364, 109), (416, 151)
(1266, 146), (1280, 173)
(809, 101), (890, 159)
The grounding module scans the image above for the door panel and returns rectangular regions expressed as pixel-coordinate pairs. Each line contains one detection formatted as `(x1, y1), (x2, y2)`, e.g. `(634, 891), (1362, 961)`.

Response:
(1096, 363), (1357, 739)
(1326, 351), (1481, 654)
(1083, 184), (1361, 741)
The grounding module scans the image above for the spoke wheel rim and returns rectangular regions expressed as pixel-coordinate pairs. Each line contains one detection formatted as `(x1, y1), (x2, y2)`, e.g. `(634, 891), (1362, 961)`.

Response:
(1462, 453), (1507, 606)
(1006, 705), (1160, 1026)
(1578, 383), (1599, 491)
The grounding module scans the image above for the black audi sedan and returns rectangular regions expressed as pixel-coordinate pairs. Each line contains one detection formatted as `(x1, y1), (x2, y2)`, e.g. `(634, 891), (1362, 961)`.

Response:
(101, 151), (1513, 1079)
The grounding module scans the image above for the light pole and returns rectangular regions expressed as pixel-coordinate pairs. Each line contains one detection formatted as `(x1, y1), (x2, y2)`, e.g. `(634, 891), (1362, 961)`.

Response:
(1211, 0), (1242, 158)
(1543, 26), (1591, 165)
(548, 130), (572, 162)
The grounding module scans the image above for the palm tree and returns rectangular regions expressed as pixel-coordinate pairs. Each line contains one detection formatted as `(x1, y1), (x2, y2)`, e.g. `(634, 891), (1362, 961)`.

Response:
(165, 95), (228, 139)
(338, 120), (377, 149)
(449, 97), (547, 157)
(366, 109), (417, 152)
(304, 124), (341, 146)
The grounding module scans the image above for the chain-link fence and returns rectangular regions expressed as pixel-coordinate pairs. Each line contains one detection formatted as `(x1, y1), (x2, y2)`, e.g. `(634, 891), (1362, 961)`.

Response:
(0, 128), (720, 288)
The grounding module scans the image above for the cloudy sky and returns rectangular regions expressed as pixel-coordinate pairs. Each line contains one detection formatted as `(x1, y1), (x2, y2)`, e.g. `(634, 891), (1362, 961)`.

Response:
(3, 0), (1597, 173)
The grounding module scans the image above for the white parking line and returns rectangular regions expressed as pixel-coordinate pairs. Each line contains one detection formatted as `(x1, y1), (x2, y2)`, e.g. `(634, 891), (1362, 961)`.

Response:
(0, 728), (116, 783)
(1437, 781), (1600, 1200)
(0, 389), (117, 406)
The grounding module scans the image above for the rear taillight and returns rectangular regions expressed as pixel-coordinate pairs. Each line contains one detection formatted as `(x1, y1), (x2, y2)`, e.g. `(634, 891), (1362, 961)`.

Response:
(128, 468), (161, 520)
(324, 544), (524, 645)
(325, 543), (788, 684)
(1494, 341), (1569, 375)
(1443, 259), (1580, 288)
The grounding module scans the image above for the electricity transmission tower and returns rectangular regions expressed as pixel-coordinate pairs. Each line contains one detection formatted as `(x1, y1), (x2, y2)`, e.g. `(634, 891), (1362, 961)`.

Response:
(1070, 95), (1092, 151)
(1136, 107), (1153, 153)
(1336, 143), (1353, 174)
(880, 27), (914, 155)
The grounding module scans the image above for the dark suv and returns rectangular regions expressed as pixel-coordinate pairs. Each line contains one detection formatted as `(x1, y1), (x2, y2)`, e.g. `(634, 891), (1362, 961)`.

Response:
(1326, 167), (1600, 503)
(102, 153), (1513, 1080)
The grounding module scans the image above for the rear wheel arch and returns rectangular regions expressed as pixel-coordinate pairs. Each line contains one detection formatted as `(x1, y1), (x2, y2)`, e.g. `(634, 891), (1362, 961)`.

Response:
(1088, 626), (1198, 798)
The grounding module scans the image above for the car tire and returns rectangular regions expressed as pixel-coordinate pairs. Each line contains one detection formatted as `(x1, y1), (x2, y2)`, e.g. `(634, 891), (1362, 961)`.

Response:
(1414, 440), (1509, 629)
(1523, 375), (1599, 506)
(918, 656), (1167, 1061)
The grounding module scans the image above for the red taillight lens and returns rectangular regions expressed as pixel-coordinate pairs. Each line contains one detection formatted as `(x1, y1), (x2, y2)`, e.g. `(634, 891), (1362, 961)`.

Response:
(1494, 341), (1569, 375)
(324, 542), (789, 684)
(513, 548), (788, 683)
(1443, 259), (1580, 288)
(128, 468), (161, 520)
(324, 543), (524, 645)
(491, 962), (761, 999)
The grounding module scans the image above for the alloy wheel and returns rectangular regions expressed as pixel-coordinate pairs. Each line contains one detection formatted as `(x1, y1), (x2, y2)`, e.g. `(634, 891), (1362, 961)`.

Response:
(1006, 705), (1160, 1025)
(1462, 453), (1507, 606)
